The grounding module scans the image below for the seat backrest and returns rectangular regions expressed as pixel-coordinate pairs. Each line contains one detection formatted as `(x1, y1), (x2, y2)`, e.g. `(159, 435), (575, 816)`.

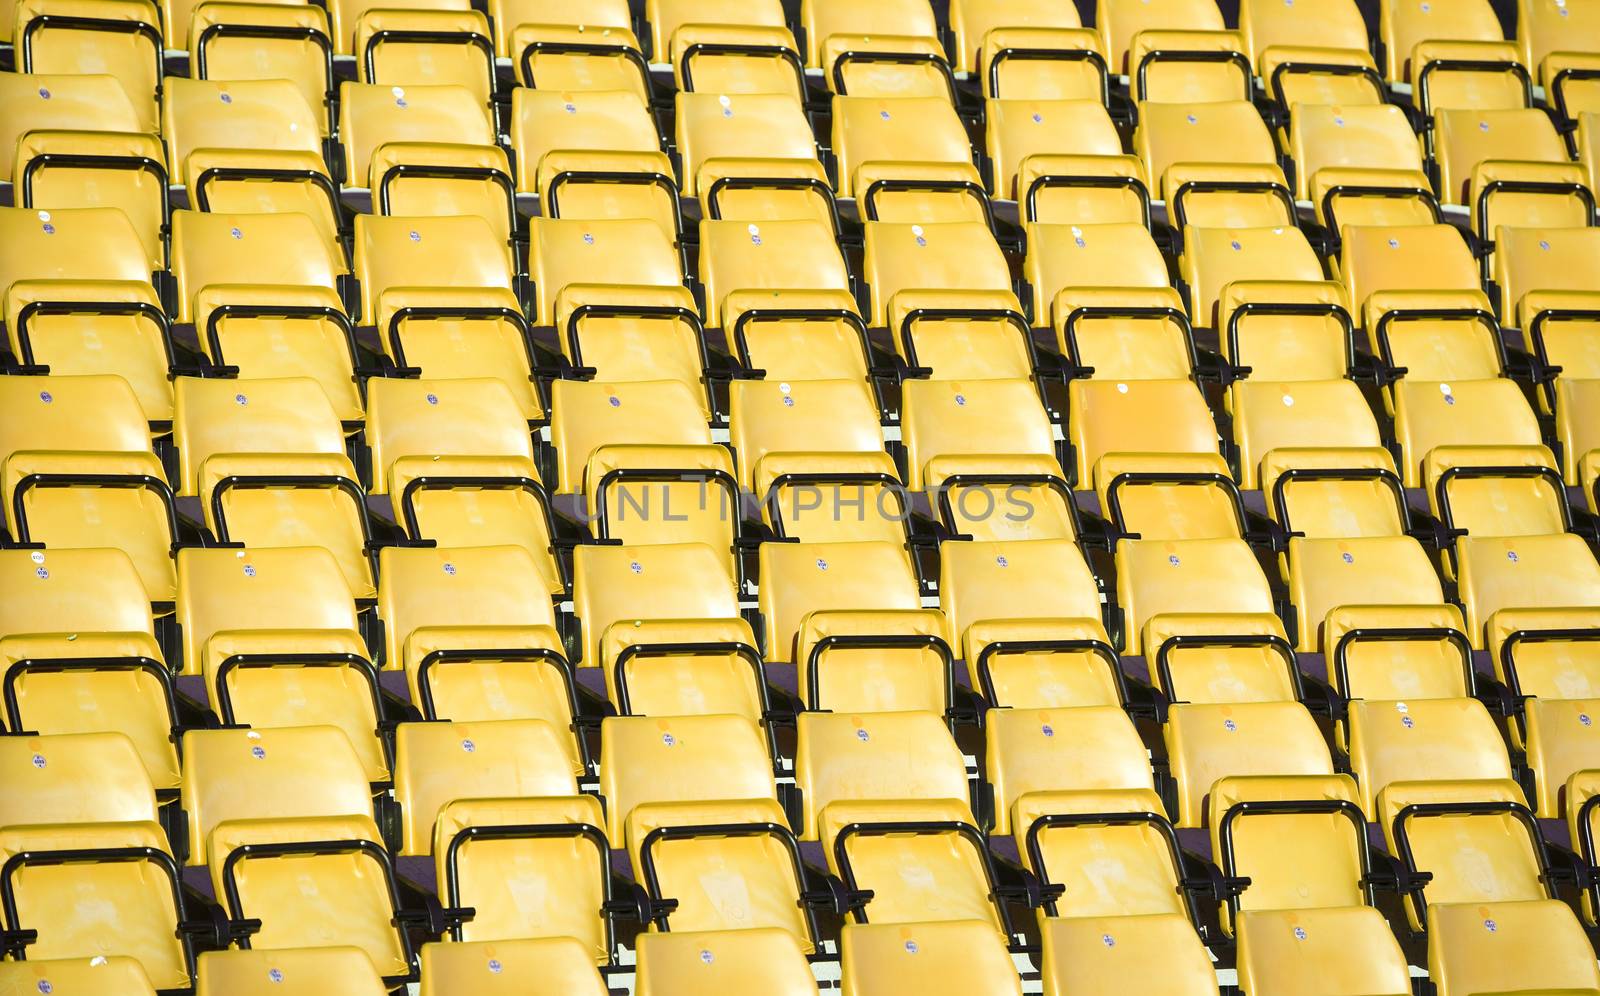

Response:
(353, 213), (512, 319)
(1379, 0), (1503, 81)
(572, 542), (740, 668)
(0, 731), (159, 829)
(801, 0), (938, 66)
(0, 547), (154, 644)
(170, 210), (340, 323)
(985, 704), (1154, 835)
(195, 947), (389, 996)
(1115, 538), (1276, 655)
(1133, 100), (1274, 198)
(0, 207), (150, 302)
(635, 927), (819, 996)
(598, 713), (776, 840)
(728, 378), (882, 491)
(173, 376), (345, 498)
(939, 539), (1102, 649)
(830, 95), (973, 197)
(698, 217), (850, 328)
(1340, 223), (1479, 319)
(550, 379), (711, 495)
(161, 77), (323, 172)
(377, 545), (558, 671)
(179, 724), (374, 864)
(902, 376), (1062, 492)
(366, 377), (534, 495)
(1166, 700), (1334, 826)
(0, 73), (142, 178)
(338, 81), (492, 184)
(394, 718), (577, 855)
(1351, 698), (1513, 816)
(674, 90), (818, 197)
(175, 546), (357, 675)
(1289, 103), (1425, 200)
(794, 709), (970, 840)
(1066, 378), (1219, 485)
(757, 540), (922, 663)
(842, 919), (1022, 996)
(0, 374), (151, 472)
(1231, 378), (1381, 489)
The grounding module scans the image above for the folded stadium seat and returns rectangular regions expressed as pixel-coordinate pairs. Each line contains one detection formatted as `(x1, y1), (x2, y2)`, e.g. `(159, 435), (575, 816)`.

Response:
(368, 140), (517, 249)
(1026, 223), (1171, 336)
(1092, 451), (1246, 545)
(887, 289), (1037, 383)
(598, 622), (771, 731)
(1361, 290), (1503, 407)
(901, 379), (1078, 540)
(0, 73), (142, 184)
(160, 79), (342, 263)
(0, 957), (157, 996)
(1132, 100), (1277, 206)
(338, 82), (493, 193)
(1378, 0), (1506, 84)
(976, 629), (1117, 716)
(674, 90), (824, 202)
(729, 375), (883, 488)
(0, 811), (198, 986)
(1164, 162), (1297, 234)
(1261, 47), (1385, 117)
(170, 212), (361, 421)
(1429, 898), (1600, 996)
(1354, 706), (1514, 825)
(354, 214), (540, 418)
(626, 796), (827, 955)
(1236, 905), (1411, 995)
(1067, 377), (1220, 488)
(1455, 531), (1600, 651)
(1485, 608), (1600, 816)
(1166, 694), (1334, 827)
(1214, 280), (1354, 387)
(1424, 442), (1566, 543)
(195, 947), (388, 995)
(13, 129), (168, 277)
(862, 221), (1016, 329)
(1239, 0), (1370, 81)
(1376, 778), (1552, 934)
(979, 28), (1112, 105)
(1335, 223), (1481, 332)
(377, 544), (577, 746)
(754, 447), (911, 550)
(698, 216), (851, 330)
(0, 205), (153, 311)
(841, 920), (1021, 996)
(1392, 376), (1543, 489)
(420, 936), (609, 995)
(599, 712), (777, 842)
(1287, 102), (1431, 212)
(1228, 377), (1382, 496)
(758, 539), (922, 664)
(529, 216), (685, 330)
(0, 631), (180, 798)
(800, 0), (939, 71)
(1467, 160), (1594, 257)
(635, 927), (819, 996)
(349, 8), (495, 111)
(790, 609), (953, 714)
(0, 548), (158, 673)
(572, 541), (740, 670)
(173, 375), (373, 596)
(819, 32), (955, 103)
(985, 706), (1178, 903)
(1180, 224), (1326, 331)
(393, 717), (577, 857)
(1323, 603), (1474, 741)
(0, 730), (163, 832)
(1494, 226), (1600, 335)
(175, 546), (387, 779)
(553, 381), (733, 559)
(1038, 912), (1217, 996)
(720, 291), (873, 395)
(1261, 445), (1409, 540)
(1507, 290), (1600, 418)
(1053, 285), (1193, 383)
(2, 281), (170, 424)
(1145, 614), (1304, 708)
(0, 374), (175, 603)
(829, 95), (980, 208)
(1014, 157), (1149, 229)
(985, 100), (1122, 201)
(364, 373), (538, 498)
(1433, 107), (1572, 216)
(188, 1), (335, 136)
(1128, 29), (1252, 104)
(1097, 0), (1224, 74)
(1205, 774), (1370, 925)
(14, 0), (161, 132)
(941, 539), (1105, 666)
(512, 91), (675, 241)
(674, 23), (804, 105)
(795, 711), (1014, 942)
(427, 796), (614, 960)
(179, 725), (416, 983)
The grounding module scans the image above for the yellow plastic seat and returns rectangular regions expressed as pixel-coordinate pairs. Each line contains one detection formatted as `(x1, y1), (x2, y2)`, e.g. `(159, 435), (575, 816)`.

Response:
(841, 919), (1021, 996)
(1133, 99), (1276, 202)
(1352, 698), (1515, 818)
(14, 0), (160, 132)
(986, 703), (1156, 838)
(352, 9), (494, 109)
(0, 548), (157, 667)
(0, 74), (142, 180)
(1237, 905), (1410, 996)
(758, 540), (921, 664)
(419, 936), (608, 995)
(189, 2), (335, 136)
(1180, 225), (1323, 330)
(940, 539), (1103, 653)
(572, 542), (740, 671)
(1392, 377), (1543, 488)
(0, 957), (157, 996)
(1039, 912), (1216, 996)
(674, 90), (820, 198)
(1428, 899), (1600, 996)
(1067, 377), (1219, 487)
(1166, 700), (1334, 827)
(194, 947), (388, 996)
(337, 81), (493, 189)
(635, 927), (819, 996)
